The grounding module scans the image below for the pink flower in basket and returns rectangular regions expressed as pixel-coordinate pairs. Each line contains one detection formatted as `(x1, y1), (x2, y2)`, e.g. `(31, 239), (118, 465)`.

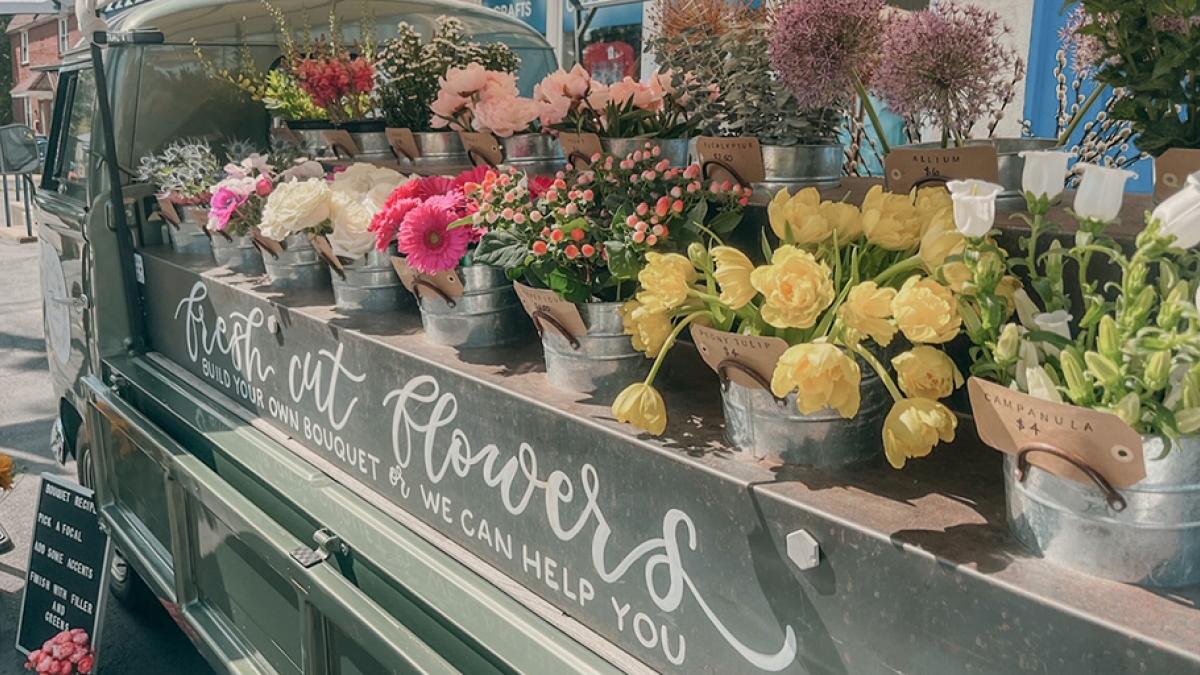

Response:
(397, 194), (472, 275)
(208, 185), (250, 231)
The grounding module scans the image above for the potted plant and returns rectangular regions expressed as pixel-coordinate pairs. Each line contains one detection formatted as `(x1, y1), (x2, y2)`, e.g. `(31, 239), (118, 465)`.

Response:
(429, 64), (562, 176)
(870, 1), (1037, 200)
(609, 183), (967, 468)
(206, 152), (276, 274)
(376, 17), (520, 174)
(470, 145), (748, 400)
(325, 163), (409, 312)
(962, 156), (1200, 587)
(137, 139), (223, 257)
(257, 163), (341, 290)
(535, 66), (696, 167)
(368, 167), (527, 347)
(1074, 0), (1200, 195)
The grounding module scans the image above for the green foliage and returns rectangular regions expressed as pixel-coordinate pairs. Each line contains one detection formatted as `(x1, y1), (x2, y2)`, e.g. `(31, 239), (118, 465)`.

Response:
(376, 17), (519, 131)
(1078, 0), (1200, 155)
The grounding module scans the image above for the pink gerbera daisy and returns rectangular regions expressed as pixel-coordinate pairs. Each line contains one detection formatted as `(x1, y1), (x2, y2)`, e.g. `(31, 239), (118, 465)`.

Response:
(397, 194), (472, 275)
(370, 196), (420, 252)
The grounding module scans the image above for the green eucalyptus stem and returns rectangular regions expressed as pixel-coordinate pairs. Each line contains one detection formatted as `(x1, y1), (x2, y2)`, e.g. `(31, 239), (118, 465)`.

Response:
(853, 70), (891, 156)
(1057, 85), (1106, 147)
(644, 310), (711, 386)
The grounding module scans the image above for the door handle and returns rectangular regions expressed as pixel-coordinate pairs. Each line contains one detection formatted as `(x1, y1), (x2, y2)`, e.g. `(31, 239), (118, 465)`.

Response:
(49, 293), (89, 309)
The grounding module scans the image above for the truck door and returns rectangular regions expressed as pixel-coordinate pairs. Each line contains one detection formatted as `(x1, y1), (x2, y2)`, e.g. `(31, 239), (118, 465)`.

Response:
(34, 64), (95, 410)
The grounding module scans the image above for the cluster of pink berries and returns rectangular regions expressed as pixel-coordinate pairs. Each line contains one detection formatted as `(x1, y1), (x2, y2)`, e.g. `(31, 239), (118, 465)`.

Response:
(24, 629), (94, 674)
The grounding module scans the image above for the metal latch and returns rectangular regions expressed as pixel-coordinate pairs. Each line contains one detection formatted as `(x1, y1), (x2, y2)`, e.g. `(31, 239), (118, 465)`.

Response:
(290, 528), (348, 568)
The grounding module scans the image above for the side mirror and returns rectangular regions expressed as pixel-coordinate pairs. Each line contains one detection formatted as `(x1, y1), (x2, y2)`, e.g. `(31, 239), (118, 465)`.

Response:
(0, 124), (41, 175)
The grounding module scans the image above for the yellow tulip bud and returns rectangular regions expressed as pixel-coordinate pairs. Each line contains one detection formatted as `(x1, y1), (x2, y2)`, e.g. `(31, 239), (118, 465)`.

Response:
(710, 246), (756, 310)
(611, 383), (668, 435)
(892, 346), (963, 400)
(687, 242), (710, 269)
(882, 398), (958, 469)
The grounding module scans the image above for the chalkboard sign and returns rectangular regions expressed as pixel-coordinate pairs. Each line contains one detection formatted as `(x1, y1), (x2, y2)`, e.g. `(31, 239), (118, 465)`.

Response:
(15, 474), (110, 656)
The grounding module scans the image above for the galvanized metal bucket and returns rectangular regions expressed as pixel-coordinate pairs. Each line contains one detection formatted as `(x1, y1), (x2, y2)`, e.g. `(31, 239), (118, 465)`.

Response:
(274, 120), (331, 157)
(1005, 434), (1200, 588)
(263, 233), (330, 290)
(167, 205), (214, 257)
(757, 143), (844, 192)
(331, 248), (410, 313)
(394, 132), (473, 176)
(502, 133), (564, 177)
(211, 233), (265, 275)
(327, 121), (395, 163)
(601, 137), (690, 167)
(722, 366), (889, 467)
(537, 302), (650, 401)
(416, 265), (527, 348)
(995, 137), (1059, 206)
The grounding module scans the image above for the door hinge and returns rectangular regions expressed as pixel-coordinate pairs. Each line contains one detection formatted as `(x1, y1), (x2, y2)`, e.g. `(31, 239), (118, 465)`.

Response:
(290, 527), (348, 569)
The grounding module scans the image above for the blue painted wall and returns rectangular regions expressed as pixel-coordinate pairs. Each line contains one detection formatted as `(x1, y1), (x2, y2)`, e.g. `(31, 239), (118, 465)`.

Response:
(1023, 0), (1153, 192)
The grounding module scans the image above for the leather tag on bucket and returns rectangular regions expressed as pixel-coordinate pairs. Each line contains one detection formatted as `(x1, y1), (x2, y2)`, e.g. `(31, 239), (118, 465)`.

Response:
(695, 136), (765, 186)
(1154, 148), (1200, 201)
(459, 131), (503, 168)
(385, 128), (420, 161)
(690, 324), (788, 391)
(558, 132), (604, 169)
(157, 196), (183, 228)
(251, 227), (284, 259)
(271, 126), (302, 146)
(885, 145), (999, 194)
(390, 257), (466, 300)
(513, 281), (587, 338)
(323, 129), (360, 159)
(309, 234), (346, 279)
(967, 377), (1146, 488)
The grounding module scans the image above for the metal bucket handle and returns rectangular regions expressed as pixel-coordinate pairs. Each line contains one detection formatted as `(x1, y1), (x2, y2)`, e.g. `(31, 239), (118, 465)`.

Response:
(413, 279), (457, 308)
(701, 159), (750, 189)
(911, 175), (950, 191)
(1016, 442), (1127, 512)
(567, 151), (592, 169)
(531, 309), (580, 350)
(717, 358), (786, 406)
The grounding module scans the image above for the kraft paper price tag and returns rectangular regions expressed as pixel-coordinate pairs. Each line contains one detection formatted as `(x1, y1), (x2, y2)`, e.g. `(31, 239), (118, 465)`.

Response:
(251, 227), (284, 259)
(157, 196), (182, 228)
(323, 129), (360, 159)
(308, 234), (345, 279)
(385, 127), (420, 161)
(513, 281), (588, 338)
(390, 257), (465, 299)
(885, 145), (999, 194)
(695, 136), (766, 186)
(967, 377), (1146, 488)
(558, 132), (604, 168)
(690, 324), (788, 391)
(459, 131), (503, 168)
(1154, 148), (1200, 201)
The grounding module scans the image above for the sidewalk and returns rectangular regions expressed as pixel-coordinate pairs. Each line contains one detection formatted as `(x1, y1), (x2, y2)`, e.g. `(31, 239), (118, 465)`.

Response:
(0, 175), (38, 244)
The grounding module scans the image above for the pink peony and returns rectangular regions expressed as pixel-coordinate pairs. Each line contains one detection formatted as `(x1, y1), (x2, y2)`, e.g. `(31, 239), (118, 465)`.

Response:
(208, 186), (249, 231)
(536, 95), (572, 128)
(607, 77), (663, 112)
(430, 90), (470, 129)
(442, 63), (491, 95)
(472, 96), (539, 137)
(397, 194), (472, 275)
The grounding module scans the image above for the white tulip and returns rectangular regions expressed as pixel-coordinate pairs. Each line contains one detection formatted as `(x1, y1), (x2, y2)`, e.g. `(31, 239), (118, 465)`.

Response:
(947, 179), (1004, 237)
(1151, 170), (1200, 249)
(1074, 164), (1136, 223)
(1019, 150), (1072, 202)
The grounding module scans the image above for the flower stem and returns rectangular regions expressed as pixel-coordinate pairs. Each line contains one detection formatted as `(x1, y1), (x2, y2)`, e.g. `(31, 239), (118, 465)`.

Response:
(645, 311), (710, 386)
(1057, 85), (1106, 147)
(853, 70), (890, 156)
(873, 254), (923, 287)
(850, 343), (905, 403)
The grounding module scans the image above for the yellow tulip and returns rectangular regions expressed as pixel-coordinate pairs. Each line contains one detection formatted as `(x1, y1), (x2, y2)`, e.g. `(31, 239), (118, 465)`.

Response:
(637, 252), (696, 312)
(914, 186), (953, 222)
(862, 185), (925, 251)
(838, 281), (898, 346)
(771, 343), (862, 418)
(919, 226), (966, 273)
(768, 187), (832, 245)
(621, 300), (673, 358)
(820, 201), (864, 241)
(892, 346), (964, 400)
(612, 383), (668, 435)
(940, 261), (973, 293)
(0, 452), (12, 491)
(750, 246), (836, 329)
(892, 275), (962, 344)
(710, 246), (757, 309)
(883, 398), (958, 469)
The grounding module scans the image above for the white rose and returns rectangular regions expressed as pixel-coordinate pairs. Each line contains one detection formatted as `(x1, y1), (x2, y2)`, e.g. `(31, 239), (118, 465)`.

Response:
(259, 179), (331, 241)
(328, 191), (376, 259)
(332, 163), (405, 195)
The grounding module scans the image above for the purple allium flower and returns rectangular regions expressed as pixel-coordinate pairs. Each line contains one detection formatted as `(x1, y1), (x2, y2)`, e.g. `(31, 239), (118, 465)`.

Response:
(769, 0), (885, 111)
(1060, 7), (1108, 78)
(873, 1), (1025, 138)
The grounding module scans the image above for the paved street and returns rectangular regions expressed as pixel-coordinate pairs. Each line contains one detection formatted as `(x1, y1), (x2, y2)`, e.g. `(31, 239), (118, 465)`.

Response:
(0, 238), (213, 674)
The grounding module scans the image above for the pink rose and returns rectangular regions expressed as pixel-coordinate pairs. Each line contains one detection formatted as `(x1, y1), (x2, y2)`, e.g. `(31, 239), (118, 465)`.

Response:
(442, 63), (490, 95)
(473, 96), (539, 137)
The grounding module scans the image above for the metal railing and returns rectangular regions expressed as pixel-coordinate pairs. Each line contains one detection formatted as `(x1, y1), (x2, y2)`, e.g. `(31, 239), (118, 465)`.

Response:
(2, 174), (36, 238)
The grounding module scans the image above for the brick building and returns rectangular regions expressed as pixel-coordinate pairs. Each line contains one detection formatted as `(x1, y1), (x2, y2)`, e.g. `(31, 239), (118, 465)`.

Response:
(7, 9), (81, 136)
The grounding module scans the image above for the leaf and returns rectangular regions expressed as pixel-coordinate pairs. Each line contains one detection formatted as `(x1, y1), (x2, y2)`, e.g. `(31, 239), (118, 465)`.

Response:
(687, 199), (708, 227)
(606, 241), (643, 281)
(472, 229), (528, 271)
(707, 210), (744, 235)
(547, 268), (590, 303)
